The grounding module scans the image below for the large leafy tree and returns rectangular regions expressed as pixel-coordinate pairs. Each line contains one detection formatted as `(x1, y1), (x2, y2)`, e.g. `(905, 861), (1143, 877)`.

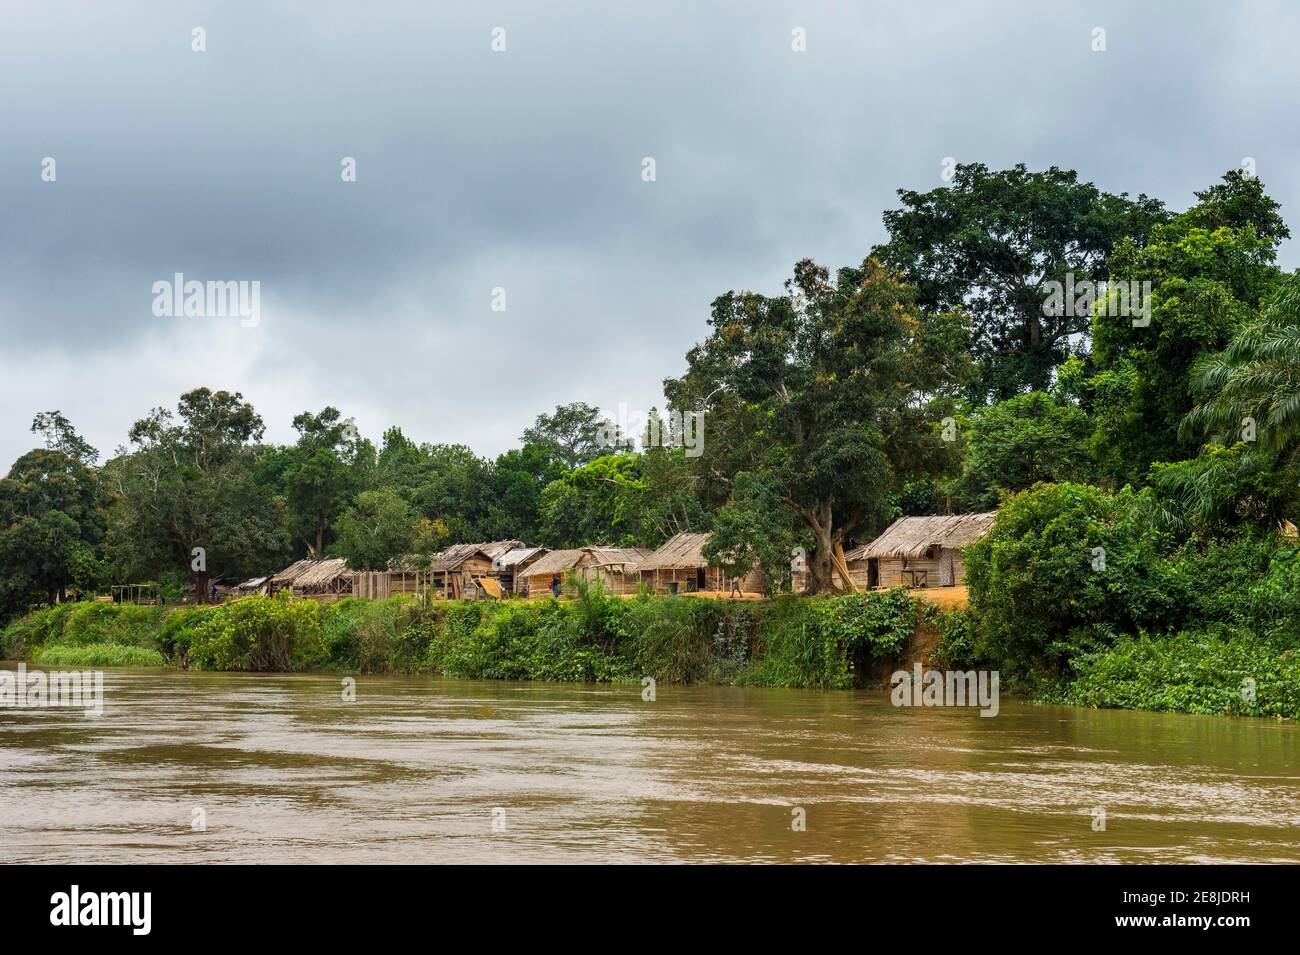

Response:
(703, 470), (794, 593)
(0, 416), (106, 613)
(538, 453), (645, 547)
(481, 443), (564, 542)
(1089, 172), (1284, 485)
(633, 441), (714, 545)
(1180, 169), (1291, 246)
(536, 439), (711, 549)
(105, 388), (289, 601)
(373, 429), (496, 543)
(873, 163), (1167, 400)
(1154, 274), (1300, 529)
(666, 256), (972, 593)
(520, 402), (611, 470)
(31, 410), (99, 465)
(331, 488), (438, 570)
(954, 391), (1095, 510)
(275, 407), (364, 558)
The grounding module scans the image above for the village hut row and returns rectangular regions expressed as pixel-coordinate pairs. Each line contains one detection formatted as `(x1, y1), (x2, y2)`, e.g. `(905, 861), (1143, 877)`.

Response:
(236, 513), (996, 602)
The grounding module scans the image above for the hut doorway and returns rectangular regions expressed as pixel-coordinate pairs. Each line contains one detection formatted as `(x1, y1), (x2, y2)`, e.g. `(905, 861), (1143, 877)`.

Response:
(939, 550), (955, 587)
(868, 558), (879, 589)
(696, 568), (706, 591)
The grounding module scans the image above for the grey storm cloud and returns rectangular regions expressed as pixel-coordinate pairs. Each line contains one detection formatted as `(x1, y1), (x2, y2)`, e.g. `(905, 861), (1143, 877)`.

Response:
(2, 0), (1298, 468)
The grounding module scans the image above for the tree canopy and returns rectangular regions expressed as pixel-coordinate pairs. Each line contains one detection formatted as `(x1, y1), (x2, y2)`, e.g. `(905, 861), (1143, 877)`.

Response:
(3, 163), (1298, 613)
(873, 162), (1167, 400)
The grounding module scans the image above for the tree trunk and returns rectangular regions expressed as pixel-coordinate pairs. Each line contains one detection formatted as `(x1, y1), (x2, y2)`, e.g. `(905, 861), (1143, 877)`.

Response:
(804, 508), (839, 595)
(192, 569), (210, 605)
(315, 519), (326, 560)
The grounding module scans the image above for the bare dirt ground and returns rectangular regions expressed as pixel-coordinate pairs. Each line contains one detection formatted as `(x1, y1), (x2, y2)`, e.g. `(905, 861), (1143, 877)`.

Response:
(907, 585), (969, 610)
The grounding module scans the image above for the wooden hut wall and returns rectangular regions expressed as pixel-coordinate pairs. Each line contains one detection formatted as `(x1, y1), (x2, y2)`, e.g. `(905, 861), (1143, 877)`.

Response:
(876, 553), (944, 589)
(591, 567), (640, 595)
(572, 553), (639, 595)
(640, 566), (736, 594)
(458, 555), (495, 596)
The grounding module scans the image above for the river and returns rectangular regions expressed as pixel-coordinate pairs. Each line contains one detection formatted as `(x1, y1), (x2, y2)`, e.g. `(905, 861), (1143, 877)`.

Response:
(2, 664), (1297, 863)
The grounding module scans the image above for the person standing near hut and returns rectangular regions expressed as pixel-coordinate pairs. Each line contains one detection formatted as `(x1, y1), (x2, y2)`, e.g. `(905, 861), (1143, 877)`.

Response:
(550, 576), (561, 598)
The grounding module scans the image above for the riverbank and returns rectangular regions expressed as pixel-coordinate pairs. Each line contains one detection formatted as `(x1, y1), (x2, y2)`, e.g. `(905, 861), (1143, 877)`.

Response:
(0, 589), (923, 690)
(3, 585), (1297, 720)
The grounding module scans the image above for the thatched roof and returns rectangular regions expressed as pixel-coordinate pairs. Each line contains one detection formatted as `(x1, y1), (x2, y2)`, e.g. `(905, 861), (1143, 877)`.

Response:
(293, 558), (351, 590)
(426, 544), (486, 572)
(269, 558), (352, 589)
(480, 539), (524, 560)
(520, 546), (653, 579)
(847, 512), (996, 561)
(426, 540), (522, 573)
(493, 546), (546, 570)
(520, 548), (586, 578)
(637, 532), (716, 571)
(585, 547), (653, 569)
(271, 558), (318, 585)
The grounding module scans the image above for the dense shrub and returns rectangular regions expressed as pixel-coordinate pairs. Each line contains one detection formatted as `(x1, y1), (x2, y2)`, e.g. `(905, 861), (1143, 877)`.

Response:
(1, 602), (74, 658)
(744, 590), (921, 689)
(933, 607), (980, 670)
(1242, 546), (1300, 646)
(1063, 627), (1300, 718)
(1164, 530), (1282, 627)
(60, 602), (166, 647)
(964, 483), (1181, 686)
(186, 596), (324, 671)
(624, 595), (730, 683)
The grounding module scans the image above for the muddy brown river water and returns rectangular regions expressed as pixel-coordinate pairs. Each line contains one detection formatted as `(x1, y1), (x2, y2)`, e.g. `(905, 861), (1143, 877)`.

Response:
(1, 664), (1297, 863)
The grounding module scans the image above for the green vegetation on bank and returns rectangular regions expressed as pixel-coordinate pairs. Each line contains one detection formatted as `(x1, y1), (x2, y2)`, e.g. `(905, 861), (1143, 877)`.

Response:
(1, 587), (926, 690)
(942, 481), (1300, 718)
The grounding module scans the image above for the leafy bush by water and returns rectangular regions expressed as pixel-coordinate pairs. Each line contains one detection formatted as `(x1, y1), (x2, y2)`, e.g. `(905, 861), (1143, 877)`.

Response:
(1062, 627), (1300, 718)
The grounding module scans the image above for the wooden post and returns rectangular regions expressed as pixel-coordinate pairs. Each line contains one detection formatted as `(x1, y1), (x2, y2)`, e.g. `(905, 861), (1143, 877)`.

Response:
(833, 544), (859, 593)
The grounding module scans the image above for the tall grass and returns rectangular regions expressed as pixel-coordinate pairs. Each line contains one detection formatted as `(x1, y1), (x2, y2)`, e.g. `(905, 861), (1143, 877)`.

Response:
(34, 643), (166, 667)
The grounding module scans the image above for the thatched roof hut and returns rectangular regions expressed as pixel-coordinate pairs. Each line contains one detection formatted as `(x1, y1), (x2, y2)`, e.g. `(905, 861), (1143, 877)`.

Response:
(638, 532), (762, 595)
(846, 513), (996, 561)
(577, 546), (652, 594)
(427, 540), (523, 573)
(266, 558), (353, 599)
(518, 546), (652, 596)
(636, 532), (712, 571)
(424, 540), (524, 599)
(270, 558), (318, 587)
(293, 558), (352, 594)
(584, 546), (653, 570)
(492, 546), (547, 594)
(843, 512), (996, 589)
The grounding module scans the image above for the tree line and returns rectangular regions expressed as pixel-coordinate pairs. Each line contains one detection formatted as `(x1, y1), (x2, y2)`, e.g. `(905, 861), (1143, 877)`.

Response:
(3, 162), (1297, 615)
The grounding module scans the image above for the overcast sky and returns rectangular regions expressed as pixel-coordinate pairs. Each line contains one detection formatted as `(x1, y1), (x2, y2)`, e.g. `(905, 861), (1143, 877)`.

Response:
(3, 0), (1298, 469)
